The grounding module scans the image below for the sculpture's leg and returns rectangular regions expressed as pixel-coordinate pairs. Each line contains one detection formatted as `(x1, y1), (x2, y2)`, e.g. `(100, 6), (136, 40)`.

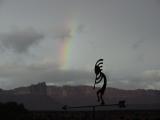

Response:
(100, 93), (105, 105)
(97, 90), (100, 102)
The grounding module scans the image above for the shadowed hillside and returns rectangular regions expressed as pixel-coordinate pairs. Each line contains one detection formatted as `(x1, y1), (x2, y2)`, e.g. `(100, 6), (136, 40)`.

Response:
(0, 82), (160, 110)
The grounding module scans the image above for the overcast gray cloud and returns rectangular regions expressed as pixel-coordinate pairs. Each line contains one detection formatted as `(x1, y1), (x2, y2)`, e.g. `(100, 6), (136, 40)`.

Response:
(0, 63), (92, 89)
(53, 27), (71, 40)
(110, 69), (160, 90)
(0, 28), (44, 53)
(0, 0), (3, 4)
(0, 62), (160, 90)
(52, 24), (85, 41)
(0, 0), (159, 89)
(132, 39), (145, 50)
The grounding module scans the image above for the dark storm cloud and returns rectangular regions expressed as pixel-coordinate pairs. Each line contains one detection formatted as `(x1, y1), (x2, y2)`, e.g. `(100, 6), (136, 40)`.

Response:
(0, 28), (44, 53)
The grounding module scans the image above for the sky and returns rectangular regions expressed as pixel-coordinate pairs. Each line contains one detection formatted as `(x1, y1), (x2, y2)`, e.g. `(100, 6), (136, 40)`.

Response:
(0, 0), (160, 90)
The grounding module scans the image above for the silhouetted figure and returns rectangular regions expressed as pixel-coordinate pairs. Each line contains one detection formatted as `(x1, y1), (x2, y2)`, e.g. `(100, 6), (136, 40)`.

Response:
(93, 59), (107, 105)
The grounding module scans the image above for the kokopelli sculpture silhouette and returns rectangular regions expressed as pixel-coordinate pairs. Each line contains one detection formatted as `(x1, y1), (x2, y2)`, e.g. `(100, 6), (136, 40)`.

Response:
(93, 59), (107, 105)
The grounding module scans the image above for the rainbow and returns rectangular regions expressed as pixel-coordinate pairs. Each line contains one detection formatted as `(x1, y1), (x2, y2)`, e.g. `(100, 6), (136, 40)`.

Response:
(59, 19), (78, 70)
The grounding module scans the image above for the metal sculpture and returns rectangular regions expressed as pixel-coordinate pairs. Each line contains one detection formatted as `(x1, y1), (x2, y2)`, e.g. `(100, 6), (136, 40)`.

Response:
(93, 59), (107, 105)
(62, 59), (126, 120)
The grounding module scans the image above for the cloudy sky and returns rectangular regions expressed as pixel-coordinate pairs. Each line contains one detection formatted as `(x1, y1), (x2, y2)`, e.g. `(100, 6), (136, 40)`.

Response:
(0, 0), (160, 90)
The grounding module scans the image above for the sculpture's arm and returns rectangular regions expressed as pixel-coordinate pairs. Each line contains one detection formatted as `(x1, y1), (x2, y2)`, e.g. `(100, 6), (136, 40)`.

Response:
(95, 74), (103, 84)
(93, 75), (103, 89)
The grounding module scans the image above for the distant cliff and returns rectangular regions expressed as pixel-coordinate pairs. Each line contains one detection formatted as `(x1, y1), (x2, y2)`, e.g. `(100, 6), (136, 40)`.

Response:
(30, 82), (47, 95)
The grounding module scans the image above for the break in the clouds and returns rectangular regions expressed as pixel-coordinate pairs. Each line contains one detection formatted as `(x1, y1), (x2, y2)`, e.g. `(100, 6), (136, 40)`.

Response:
(0, 28), (44, 53)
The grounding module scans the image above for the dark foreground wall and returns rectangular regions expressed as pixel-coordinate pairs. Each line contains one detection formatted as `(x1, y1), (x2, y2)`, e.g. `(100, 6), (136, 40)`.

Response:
(31, 110), (160, 120)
